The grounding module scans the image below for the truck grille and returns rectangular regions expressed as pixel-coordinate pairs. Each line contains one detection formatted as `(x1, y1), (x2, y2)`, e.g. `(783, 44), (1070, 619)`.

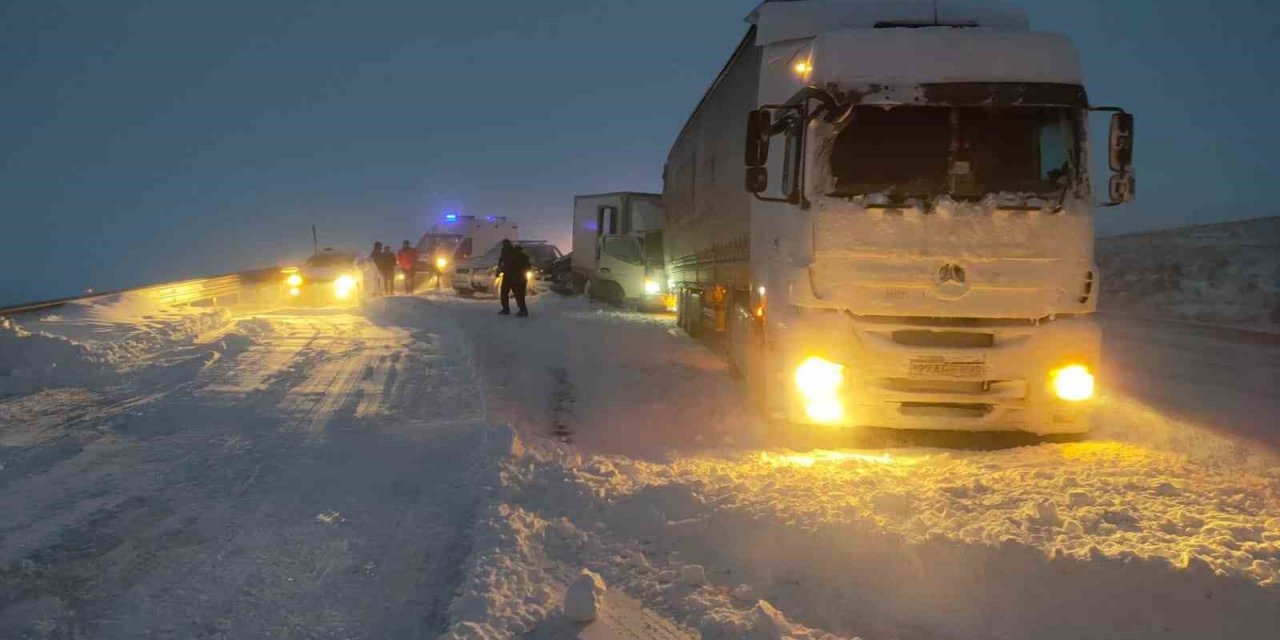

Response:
(892, 330), (994, 348)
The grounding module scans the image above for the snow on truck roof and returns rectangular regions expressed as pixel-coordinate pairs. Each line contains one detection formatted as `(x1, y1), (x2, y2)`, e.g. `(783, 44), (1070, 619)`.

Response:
(749, 1), (1030, 44)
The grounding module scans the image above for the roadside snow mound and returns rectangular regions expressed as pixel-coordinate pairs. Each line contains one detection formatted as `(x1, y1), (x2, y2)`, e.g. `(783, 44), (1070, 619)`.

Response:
(1098, 216), (1280, 329)
(0, 292), (232, 396)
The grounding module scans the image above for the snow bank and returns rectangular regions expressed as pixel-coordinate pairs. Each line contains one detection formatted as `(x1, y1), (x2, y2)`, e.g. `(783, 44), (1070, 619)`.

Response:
(492, 437), (1280, 640)
(0, 292), (233, 396)
(1098, 216), (1280, 329)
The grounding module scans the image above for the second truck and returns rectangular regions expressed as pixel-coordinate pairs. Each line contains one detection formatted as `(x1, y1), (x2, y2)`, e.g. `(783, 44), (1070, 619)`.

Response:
(663, 0), (1135, 434)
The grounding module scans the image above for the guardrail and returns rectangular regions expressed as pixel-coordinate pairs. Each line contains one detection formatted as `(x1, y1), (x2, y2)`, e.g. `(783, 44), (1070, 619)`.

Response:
(0, 267), (285, 318)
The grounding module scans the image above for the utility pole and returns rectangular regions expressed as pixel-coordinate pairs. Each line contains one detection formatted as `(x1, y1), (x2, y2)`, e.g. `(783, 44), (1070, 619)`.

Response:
(312, 225), (318, 254)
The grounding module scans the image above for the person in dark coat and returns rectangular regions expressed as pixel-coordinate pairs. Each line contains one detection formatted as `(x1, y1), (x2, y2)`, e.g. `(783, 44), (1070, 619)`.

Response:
(369, 242), (386, 296)
(374, 243), (396, 295)
(506, 245), (532, 317)
(497, 239), (517, 315)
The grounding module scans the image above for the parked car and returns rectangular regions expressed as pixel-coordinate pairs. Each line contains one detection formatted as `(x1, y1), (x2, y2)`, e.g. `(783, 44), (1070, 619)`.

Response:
(451, 241), (563, 297)
(283, 249), (371, 304)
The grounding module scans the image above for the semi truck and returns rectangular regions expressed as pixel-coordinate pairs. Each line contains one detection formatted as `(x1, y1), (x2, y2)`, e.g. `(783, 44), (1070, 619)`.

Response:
(571, 192), (671, 308)
(663, 0), (1136, 435)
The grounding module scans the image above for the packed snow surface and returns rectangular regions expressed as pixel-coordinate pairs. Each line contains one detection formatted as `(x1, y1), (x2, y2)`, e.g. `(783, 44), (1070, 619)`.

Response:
(2, 289), (1278, 639)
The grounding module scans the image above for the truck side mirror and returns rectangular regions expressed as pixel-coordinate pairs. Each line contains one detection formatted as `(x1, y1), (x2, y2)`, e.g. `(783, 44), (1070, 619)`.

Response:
(744, 109), (771, 168)
(1109, 112), (1134, 172)
(746, 167), (768, 194)
(1109, 173), (1135, 204)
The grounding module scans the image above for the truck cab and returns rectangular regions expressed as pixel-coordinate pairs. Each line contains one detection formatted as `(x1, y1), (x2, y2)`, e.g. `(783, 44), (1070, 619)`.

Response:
(665, 0), (1135, 435)
(571, 193), (670, 309)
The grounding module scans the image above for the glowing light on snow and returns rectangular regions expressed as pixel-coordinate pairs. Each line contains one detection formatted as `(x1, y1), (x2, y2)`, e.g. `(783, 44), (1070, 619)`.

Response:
(795, 357), (845, 424)
(761, 450), (893, 468)
(334, 275), (358, 300)
(1051, 364), (1095, 402)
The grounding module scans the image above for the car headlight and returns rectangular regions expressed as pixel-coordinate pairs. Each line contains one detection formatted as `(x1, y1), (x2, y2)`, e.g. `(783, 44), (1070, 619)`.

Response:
(1051, 364), (1094, 402)
(286, 274), (303, 287)
(436, 257), (448, 269)
(794, 357), (846, 424)
(644, 279), (661, 295)
(334, 274), (358, 300)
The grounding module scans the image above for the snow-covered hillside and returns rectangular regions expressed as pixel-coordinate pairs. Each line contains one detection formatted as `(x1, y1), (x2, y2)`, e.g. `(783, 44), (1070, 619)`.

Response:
(1097, 216), (1280, 330)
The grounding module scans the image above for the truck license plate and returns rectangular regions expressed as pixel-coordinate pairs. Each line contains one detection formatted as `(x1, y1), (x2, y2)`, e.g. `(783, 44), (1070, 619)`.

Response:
(909, 356), (986, 380)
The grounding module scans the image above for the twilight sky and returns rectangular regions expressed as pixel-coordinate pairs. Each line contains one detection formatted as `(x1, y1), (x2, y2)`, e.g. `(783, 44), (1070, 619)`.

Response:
(1, 0), (1276, 304)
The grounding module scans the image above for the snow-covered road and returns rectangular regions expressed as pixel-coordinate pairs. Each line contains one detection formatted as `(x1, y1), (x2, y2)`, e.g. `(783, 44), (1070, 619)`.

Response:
(1, 303), (494, 638)
(2, 293), (1278, 639)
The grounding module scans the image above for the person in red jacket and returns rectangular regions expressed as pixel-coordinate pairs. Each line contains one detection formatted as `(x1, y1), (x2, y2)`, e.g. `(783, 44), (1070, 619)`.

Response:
(396, 240), (418, 294)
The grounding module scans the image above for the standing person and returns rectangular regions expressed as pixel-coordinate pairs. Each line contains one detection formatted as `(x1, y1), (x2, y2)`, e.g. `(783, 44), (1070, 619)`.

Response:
(369, 242), (385, 296)
(497, 239), (517, 315)
(508, 244), (531, 317)
(375, 243), (396, 295)
(396, 240), (418, 293)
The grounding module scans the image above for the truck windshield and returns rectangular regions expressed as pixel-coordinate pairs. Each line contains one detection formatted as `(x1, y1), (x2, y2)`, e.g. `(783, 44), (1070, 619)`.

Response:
(828, 106), (1076, 201)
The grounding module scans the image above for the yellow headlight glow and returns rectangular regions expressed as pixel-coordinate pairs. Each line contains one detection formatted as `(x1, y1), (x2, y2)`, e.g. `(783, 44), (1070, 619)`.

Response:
(334, 274), (357, 300)
(644, 279), (661, 295)
(1051, 364), (1095, 402)
(286, 274), (303, 287)
(288, 287), (300, 297)
(795, 357), (846, 424)
(525, 270), (534, 282)
(436, 257), (448, 269)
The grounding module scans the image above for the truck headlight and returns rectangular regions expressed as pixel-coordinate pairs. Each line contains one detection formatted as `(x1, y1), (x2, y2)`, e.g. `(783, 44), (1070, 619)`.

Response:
(644, 279), (661, 295)
(1051, 364), (1094, 402)
(436, 257), (448, 269)
(334, 274), (357, 300)
(795, 357), (846, 424)
(286, 274), (303, 287)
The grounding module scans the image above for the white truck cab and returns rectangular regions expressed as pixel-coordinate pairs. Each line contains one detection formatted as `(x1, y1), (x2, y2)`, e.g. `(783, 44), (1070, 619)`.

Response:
(665, 0), (1135, 435)
(571, 193), (670, 309)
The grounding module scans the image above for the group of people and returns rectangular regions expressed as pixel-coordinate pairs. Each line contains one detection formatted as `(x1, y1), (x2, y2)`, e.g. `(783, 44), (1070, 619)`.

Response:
(366, 237), (532, 317)
(369, 240), (417, 295)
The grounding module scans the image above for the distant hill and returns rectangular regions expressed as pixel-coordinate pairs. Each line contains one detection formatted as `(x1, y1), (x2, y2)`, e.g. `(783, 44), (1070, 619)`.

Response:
(1097, 216), (1280, 329)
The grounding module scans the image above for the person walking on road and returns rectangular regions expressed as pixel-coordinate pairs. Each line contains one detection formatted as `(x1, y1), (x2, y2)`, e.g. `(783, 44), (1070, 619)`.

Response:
(499, 241), (531, 317)
(375, 243), (396, 295)
(397, 240), (418, 294)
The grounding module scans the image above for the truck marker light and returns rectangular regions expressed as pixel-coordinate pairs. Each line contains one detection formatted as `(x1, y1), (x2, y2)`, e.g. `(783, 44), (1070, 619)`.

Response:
(793, 61), (812, 76)
(286, 274), (303, 287)
(1051, 364), (1095, 402)
(795, 357), (846, 424)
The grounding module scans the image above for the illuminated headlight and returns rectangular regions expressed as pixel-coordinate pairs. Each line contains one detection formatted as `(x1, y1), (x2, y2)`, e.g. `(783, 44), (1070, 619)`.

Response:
(334, 274), (358, 300)
(526, 270), (534, 282)
(1051, 364), (1095, 402)
(795, 357), (846, 424)
(644, 279), (661, 295)
(396, 272), (406, 281)
(286, 274), (303, 287)
(288, 286), (300, 297)
(436, 257), (448, 269)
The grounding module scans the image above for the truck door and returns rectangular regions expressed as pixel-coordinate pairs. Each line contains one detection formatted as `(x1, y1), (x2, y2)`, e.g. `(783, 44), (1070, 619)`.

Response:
(597, 235), (645, 299)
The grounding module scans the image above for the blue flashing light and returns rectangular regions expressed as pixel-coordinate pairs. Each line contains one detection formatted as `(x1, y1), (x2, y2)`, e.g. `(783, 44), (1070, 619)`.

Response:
(444, 212), (458, 222)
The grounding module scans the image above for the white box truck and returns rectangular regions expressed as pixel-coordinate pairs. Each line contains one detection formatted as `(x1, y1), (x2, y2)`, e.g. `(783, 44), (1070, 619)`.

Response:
(663, 0), (1135, 435)
(571, 193), (670, 308)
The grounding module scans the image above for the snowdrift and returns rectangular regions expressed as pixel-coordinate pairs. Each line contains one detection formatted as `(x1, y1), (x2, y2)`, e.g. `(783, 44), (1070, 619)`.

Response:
(0, 292), (231, 396)
(1097, 216), (1280, 330)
